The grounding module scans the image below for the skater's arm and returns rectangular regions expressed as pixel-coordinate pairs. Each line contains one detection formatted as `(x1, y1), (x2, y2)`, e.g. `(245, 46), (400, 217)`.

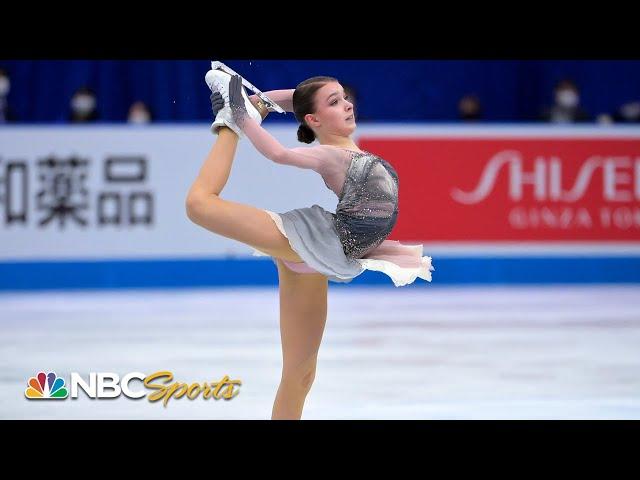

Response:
(225, 75), (329, 171)
(210, 86), (322, 170)
(241, 116), (326, 170)
(249, 89), (295, 113)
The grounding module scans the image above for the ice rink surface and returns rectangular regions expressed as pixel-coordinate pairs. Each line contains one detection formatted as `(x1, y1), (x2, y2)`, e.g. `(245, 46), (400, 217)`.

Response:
(2, 284), (639, 419)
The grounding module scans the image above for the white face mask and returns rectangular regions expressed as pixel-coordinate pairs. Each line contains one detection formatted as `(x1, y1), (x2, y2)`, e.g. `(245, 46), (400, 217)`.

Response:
(0, 77), (10, 97)
(129, 112), (150, 124)
(620, 101), (640, 120)
(72, 95), (96, 113)
(556, 89), (579, 109)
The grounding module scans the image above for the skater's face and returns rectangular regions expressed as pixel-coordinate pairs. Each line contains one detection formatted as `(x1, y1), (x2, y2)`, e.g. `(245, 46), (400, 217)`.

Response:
(305, 82), (356, 137)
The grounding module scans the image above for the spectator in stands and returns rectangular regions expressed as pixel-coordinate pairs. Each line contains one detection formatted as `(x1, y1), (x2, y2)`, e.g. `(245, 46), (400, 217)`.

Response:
(596, 113), (614, 125)
(0, 68), (17, 123)
(458, 94), (482, 121)
(613, 100), (640, 123)
(540, 79), (590, 123)
(69, 87), (99, 123)
(127, 101), (153, 124)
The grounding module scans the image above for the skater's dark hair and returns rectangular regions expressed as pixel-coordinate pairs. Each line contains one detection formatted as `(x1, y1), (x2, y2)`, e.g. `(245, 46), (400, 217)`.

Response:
(293, 76), (338, 144)
(296, 123), (315, 144)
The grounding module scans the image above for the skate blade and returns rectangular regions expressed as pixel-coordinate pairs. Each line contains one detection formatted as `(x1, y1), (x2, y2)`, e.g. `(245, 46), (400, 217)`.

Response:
(211, 61), (286, 114)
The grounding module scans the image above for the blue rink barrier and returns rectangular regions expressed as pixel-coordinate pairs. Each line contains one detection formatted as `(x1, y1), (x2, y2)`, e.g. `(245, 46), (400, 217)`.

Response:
(0, 255), (639, 291)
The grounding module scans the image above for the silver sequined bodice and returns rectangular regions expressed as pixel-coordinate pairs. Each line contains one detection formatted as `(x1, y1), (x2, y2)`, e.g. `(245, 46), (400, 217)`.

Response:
(334, 151), (399, 259)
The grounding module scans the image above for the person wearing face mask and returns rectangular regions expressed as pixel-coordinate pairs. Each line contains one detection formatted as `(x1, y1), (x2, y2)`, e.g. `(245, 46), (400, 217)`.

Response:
(69, 87), (99, 123)
(540, 79), (590, 123)
(127, 101), (153, 124)
(613, 100), (640, 123)
(0, 68), (17, 123)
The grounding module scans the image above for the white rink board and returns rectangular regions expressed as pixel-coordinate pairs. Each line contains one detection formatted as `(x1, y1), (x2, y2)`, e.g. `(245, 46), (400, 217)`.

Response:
(2, 124), (639, 261)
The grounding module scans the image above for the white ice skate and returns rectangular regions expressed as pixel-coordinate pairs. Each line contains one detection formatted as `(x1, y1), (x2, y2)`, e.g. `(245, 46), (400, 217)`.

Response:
(205, 61), (285, 137)
(210, 61), (285, 114)
(205, 69), (257, 137)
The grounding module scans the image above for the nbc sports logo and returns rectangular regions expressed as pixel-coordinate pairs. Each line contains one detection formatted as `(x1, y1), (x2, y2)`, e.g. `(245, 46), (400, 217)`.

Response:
(22, 370), (241, 405)
(25, 371), (69, 399)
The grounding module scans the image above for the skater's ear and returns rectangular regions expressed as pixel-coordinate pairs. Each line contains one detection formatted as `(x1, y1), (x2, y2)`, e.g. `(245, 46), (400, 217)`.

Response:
(304, 113), (321, 128)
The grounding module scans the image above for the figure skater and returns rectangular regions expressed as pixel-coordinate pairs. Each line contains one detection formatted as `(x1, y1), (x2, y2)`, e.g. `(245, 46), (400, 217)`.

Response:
(186, 67), (434, 420)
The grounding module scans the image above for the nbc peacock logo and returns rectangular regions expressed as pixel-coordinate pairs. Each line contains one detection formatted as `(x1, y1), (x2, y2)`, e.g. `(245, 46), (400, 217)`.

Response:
(25, 371), (69, 399)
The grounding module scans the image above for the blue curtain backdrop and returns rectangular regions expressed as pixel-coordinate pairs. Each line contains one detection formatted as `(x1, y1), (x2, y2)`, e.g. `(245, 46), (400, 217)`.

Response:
(2, 60), (639, 123)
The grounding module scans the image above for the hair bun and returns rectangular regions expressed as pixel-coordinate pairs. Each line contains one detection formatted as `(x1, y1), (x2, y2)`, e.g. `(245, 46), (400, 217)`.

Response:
(297, 123), (315, 144)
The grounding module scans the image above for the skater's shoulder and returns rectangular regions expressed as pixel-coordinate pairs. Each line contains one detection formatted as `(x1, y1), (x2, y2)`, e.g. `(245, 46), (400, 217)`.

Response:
(303, 144), (369, 158)
(291, 143), (347, 158)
